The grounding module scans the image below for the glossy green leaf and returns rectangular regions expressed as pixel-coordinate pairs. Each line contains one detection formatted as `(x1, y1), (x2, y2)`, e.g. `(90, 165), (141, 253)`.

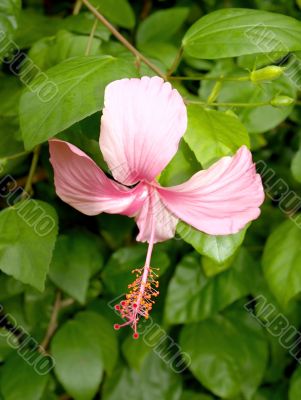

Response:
(137, 8), (189, 45)
(52, 311), (117, 400)
(26, 30), (102, 78)
(263, 219), (301, 307)
(0, 273), (24, 301)
(0, 200), (58, 291)
(164, 249), (253, 324)
(0, 0), (21, 58)
(180, 307), (268, 399)
(177, 222), (247, 264)
(90, 0), (135, 29)
(291, 149), (301, 183)
(183, 8), (301, 59)
(159, 140), (201, 186)
(289, 365), (301, 400)
(64, 12), (110, 41)
(0, 117), (24, 159)
(0, 75), (23, 117)
(49, 231), (104, 304)
(19, 56), (137, 150)
(1, 351), (49, 400)
(14, 9), (62, 48)
(180, 392), (213, 400)
(184, 104), (250, 167)
(75, 312), (118, 375)
(103, 352), (182, 400)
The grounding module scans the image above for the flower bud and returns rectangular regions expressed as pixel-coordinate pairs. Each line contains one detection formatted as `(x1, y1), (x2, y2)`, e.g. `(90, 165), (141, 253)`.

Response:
(270, 95), (295, 107)
(250, 66), (284, 83)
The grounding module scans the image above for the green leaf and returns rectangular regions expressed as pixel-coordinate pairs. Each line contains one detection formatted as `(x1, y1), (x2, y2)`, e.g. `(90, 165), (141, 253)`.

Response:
(19, 56), (137, 150)
(0, 0), (21, 58)
(64, 12), (110, 41)
(0, 117), (24, 159)
(1, 351), (49, 400)
(14, 9), (62, 48)
(139, 42), (178, 69)
(263, 219), (301, 307)
(0, 200), (58, 291)
(289, 365), (301, 400)
(0, 273), (24, 301)
(26, 30), (102, 78)
(177, 221), (248, 264)
(164, 249), (253, 324)
(75, 312), (118, 375)
(49, 231), (104, 303)
(24, 286), (56, 341)
(291, 149), (301, 183)
(90, 0), (135, 29)
(184, 104), (250, 167)
(52, 311), (117, 400)
(159, 140), (201, 186)
(0, 75), (23, 117)
(103, 352), (182, 400)
(136, 8), (189, 45)
(183, 8), (301, 59)
(180, 392), (214, 400)
(180, 307), (268, 399)
(102, 244), (170, 295)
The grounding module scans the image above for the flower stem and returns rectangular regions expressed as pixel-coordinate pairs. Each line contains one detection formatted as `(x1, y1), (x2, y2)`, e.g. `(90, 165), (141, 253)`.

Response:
(81, 0), (166, 79)
(22, 145), (41, 199)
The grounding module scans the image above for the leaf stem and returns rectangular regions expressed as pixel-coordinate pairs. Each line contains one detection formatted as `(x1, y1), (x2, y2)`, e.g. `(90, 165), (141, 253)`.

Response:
(85, 18), (98, 56)
(40, 292), (75, 352)
(22, 145), (41, 199)
(4, 150), (29, 161)
(81, 0), (166, 79)
(40, 291), (62, 352)
(187, 100), (272, 107)
(166, 47), (183, 78)
(170, 75), (250, 82)
(73, 0), (82, 15)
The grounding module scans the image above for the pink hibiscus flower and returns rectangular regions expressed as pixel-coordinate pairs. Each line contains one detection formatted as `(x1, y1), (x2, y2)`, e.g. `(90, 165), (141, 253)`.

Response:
(49, 76), (264, 338)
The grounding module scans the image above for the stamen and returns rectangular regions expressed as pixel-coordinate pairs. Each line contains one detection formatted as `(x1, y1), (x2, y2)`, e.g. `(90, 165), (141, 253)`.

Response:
(113, 187), (158, 338)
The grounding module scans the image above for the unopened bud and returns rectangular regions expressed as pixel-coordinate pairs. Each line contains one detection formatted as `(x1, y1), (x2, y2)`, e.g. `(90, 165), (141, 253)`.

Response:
(250, 66), (284, 83)
(270, 95), (295, 107)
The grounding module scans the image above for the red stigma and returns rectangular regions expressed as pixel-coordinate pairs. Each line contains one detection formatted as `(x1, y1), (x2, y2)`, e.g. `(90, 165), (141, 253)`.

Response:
(114, 304), (120, 310)
(113, 324), (120, 330)
(133, 332), (139, 339)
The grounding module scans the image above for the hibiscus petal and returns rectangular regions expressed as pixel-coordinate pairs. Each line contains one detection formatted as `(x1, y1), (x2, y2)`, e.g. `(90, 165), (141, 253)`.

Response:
(157, 146), (265, 235)
(49, 139), (147, 216)
(135, 185), (178, 243)
(99, 76), (187, 185)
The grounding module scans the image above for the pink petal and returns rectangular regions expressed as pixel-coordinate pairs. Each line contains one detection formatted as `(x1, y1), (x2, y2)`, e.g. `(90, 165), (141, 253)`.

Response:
(135, 184), (178, 243)
(157, 146), (265, 235)
(99, 76), (187, 186)
(49, 139), (147, 216)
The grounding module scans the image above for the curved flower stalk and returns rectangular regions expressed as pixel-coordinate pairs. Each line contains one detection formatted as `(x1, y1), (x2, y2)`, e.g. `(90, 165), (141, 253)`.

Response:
(49, 76), (264, 338)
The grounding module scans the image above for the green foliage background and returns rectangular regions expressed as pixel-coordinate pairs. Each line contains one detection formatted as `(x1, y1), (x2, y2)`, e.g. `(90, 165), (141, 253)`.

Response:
(1, 0), (301, 399)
